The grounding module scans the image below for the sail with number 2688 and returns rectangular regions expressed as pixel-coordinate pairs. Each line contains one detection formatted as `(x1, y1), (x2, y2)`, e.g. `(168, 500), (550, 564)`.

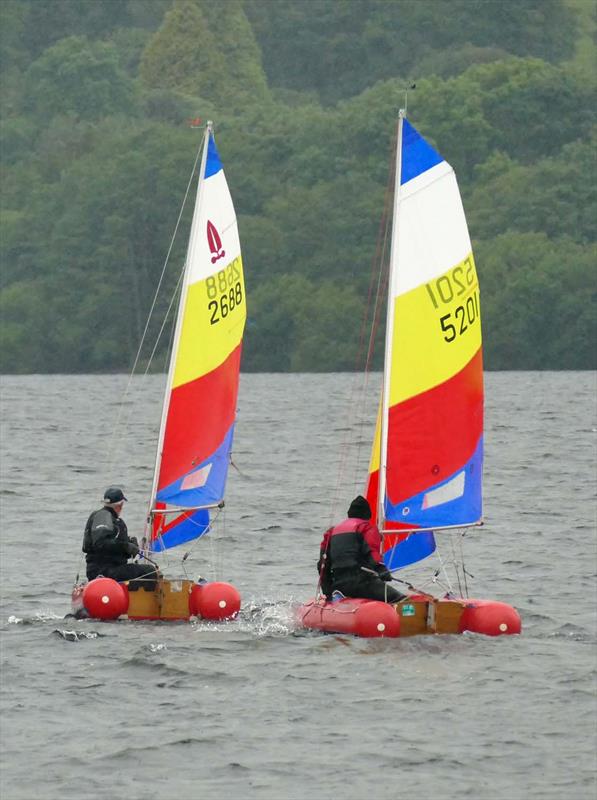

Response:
(148, 125), (247, 553)
(72, 122), (247, 622)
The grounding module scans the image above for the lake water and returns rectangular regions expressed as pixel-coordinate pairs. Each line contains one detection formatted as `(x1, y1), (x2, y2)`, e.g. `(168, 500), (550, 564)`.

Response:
(0, 372), (595, 800)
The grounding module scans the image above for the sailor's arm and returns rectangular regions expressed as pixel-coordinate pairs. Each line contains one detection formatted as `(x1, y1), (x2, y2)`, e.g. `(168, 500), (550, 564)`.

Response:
(88, 509), (131, 556)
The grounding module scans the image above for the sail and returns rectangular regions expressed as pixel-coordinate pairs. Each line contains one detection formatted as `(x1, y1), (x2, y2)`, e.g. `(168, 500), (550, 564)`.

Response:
(149, 127), (246, 551)
(367, 116), (483, 570)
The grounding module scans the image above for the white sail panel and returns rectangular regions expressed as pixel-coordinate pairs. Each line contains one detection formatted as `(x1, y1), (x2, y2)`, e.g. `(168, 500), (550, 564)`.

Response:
(186, 170), (241, 286)
(393, 163), (472, 297)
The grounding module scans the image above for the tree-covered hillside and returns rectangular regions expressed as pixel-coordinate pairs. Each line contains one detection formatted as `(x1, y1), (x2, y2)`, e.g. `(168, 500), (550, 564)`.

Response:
(1, 0), (595, 373)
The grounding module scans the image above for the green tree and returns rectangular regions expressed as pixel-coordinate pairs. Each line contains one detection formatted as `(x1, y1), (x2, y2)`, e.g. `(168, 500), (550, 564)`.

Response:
(246, 0), (578, 104)
(1, 0), (595, 373)
(140, 0), (269, 110)
(478, 232), (596, 369)
(0, 0), (28, 71)
(468, 135), (597, 244)
(24, 36), (138, 121)
(244, 274), (363, 371)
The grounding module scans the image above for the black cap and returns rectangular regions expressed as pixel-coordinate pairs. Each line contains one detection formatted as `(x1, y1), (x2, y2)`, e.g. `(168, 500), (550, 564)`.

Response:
(103, 486), (127, 504)
(347, 495), (371, 520)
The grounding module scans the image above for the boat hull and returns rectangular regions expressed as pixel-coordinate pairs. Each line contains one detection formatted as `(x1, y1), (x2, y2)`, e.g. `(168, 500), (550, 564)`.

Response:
(297, 595), (521, 638)
(71, 577), (241, 622)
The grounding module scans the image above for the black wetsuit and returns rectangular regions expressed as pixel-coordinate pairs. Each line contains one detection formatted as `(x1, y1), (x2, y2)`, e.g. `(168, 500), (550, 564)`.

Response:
(83, 506), (157, 585)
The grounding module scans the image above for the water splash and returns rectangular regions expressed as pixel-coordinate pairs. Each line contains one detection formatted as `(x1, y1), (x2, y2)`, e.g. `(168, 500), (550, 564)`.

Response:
(238, 598), (299, 637)
(7, 610), (64, 625)
(52, 629), (102, 641)
(186, 598), (299, 637)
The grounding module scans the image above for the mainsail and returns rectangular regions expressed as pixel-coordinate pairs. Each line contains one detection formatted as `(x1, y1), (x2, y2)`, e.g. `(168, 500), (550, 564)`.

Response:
(367, 114), (483, 570)
(148, 124), (246, 551)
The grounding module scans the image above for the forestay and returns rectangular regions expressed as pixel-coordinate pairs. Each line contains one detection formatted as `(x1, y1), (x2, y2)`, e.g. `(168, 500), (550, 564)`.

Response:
(367, 114), (483, 570)
(148, 124), (246, 551)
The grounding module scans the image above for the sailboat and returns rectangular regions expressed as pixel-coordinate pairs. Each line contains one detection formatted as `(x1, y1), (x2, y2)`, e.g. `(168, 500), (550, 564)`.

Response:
(298, 111), (521, 638)
(72, 122), (246, 621)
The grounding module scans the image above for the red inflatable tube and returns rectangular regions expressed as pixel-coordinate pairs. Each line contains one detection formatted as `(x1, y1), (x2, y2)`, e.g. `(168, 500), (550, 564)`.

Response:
(82, 577), (129, 620)
(298, 598), (401, 638)
(458, 599), (522, 636)
(190, 581), (241, 621)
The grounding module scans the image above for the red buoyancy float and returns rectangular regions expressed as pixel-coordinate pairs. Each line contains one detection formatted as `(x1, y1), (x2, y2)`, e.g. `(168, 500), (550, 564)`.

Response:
(458, 599), (522, 636)
(298, 598), (401, 638)
(82, 578), (129, 620)
(190, 581), (241, 621)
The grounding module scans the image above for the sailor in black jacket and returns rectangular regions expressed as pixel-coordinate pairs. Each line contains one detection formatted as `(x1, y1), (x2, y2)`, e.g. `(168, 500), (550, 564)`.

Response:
(83, 487), (158, 585)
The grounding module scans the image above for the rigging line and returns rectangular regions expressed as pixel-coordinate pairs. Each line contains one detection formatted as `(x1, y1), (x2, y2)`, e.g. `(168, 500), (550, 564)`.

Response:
(352, 130), (396, 488)
(105, 136), (204, 479)
(449, 533), (463, 597)
(329, 129), (398, 521)
(172, 506), (224, 579)
(216, 506), (225, 581)
(349, 148), (394, 497)
(364, 128), (397, 372)
(392, 568), (449, 598)
(146, 508), (216, 576)
(419, 568), (451, 596)
(459, 532), (469, 598)
(434, 548), (454, 594)
(143, 265), (184, 376)
(73, 551), (85, 585)
(207, 518), (219, 581)
(351, 175), (394, 494)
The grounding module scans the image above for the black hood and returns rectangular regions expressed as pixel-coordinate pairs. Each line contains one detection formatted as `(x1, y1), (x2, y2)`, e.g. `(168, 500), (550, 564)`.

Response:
(347, 495), (371, 520)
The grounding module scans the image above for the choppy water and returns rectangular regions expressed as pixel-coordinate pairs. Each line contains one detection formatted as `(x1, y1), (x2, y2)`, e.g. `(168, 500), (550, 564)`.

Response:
(1, 372), (595, 800)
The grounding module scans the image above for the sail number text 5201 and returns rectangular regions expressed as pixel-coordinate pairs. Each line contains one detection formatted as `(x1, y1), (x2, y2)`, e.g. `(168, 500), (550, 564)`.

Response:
(425, 257), (480, 343)
(206, 256), (244, 325)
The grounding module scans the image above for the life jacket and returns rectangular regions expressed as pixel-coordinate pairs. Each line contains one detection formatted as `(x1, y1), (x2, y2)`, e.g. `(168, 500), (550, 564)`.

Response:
(326, 517), (379, 572)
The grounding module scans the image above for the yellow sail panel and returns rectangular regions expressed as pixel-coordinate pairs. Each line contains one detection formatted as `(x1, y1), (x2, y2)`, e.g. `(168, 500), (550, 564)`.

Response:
(368, 402), (382, 473)
(172, 255), (246, 389)
(389, 254), (481, 407)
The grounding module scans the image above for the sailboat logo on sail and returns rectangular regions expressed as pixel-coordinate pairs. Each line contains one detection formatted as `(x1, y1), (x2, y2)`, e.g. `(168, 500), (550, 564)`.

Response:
(207, 220), (226, 264)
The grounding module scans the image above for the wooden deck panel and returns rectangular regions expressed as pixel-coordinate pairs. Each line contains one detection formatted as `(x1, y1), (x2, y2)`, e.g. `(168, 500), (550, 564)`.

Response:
(126, 578), (193, 620)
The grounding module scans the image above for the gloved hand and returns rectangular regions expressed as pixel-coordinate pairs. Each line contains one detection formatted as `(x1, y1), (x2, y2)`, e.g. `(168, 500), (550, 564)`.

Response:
(127, 541), (140, 557)
(129, 536), (139, 546)
(378, 569), (393, 582)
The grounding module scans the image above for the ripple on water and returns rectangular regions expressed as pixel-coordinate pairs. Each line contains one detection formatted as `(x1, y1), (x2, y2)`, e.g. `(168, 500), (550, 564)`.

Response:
(1, 372), (596, 800)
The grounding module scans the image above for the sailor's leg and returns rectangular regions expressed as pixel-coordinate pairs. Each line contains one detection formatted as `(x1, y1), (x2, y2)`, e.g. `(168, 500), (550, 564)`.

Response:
(355, 577), (406, 603)
(103, 563), (160, 589)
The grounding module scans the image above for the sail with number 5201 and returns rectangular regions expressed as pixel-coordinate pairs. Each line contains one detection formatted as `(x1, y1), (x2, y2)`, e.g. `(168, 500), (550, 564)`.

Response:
(297, 112), (521, 638)
(366, 114), (483, 571)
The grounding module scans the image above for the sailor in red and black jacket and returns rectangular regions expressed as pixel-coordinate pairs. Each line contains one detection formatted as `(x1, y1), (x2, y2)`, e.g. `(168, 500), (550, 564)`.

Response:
(317, 495), (405, 603)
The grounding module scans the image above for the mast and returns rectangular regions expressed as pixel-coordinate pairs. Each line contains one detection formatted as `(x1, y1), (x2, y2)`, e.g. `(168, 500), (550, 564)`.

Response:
(378, 110), (404, 528)
(145, 122), (213, 534)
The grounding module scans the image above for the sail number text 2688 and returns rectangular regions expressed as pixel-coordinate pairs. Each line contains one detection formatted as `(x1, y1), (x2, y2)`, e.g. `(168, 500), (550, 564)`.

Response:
(425, 257), (480, 343)
(206, 257), (243, 325)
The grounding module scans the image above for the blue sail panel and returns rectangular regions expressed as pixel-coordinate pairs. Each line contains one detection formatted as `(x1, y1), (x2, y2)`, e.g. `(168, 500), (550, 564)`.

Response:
(384, 437), (483, 529)
(156, 425), (234, 509)
(151, 508), (210, 552)
(401, 118), (443, 185)
(384, 531), (436, 571)
(205, 133), (223, 178)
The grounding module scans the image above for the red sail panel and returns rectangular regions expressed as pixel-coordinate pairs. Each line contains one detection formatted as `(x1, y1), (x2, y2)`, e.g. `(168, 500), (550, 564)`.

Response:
(157, 344), (242, 492)
(385, 348), (483, 505)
